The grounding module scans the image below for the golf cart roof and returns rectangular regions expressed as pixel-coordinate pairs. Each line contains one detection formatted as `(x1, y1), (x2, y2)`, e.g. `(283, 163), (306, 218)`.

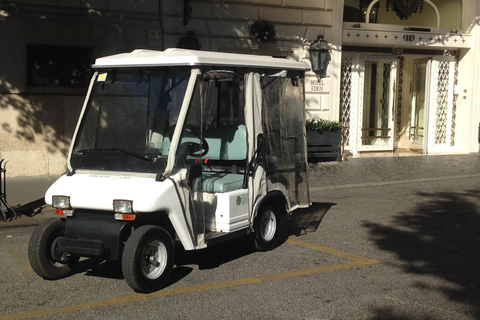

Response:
(93, 48), (308, 71)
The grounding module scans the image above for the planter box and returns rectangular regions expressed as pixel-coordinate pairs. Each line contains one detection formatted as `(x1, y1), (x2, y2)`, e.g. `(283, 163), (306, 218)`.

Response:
(306, 130), (341, 162)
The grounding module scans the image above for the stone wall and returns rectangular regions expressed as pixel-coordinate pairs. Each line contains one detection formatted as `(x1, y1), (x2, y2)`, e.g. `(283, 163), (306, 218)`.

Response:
(0, 0), (341, 176)
(0, 1), (163, 177)
(160, 0), (342, 122)
(0, 95), (83, 176)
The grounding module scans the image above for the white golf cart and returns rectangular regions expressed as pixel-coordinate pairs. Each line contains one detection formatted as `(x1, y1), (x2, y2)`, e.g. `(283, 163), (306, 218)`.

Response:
(28, 48), (311, 293)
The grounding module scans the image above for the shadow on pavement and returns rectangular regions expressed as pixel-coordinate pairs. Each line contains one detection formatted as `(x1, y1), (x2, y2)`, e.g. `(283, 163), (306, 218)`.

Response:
(176, 201), (335, 270)
(175, 235), (256, 270)
(363, 189), (480, 319)
(79, 258), (124, 279)
(1, 198), (48, 225)
(73, 256), (194, 290)
(286, 202), (335, 236)
(62, 202), (334, 290)
(13, 198), (46, 217)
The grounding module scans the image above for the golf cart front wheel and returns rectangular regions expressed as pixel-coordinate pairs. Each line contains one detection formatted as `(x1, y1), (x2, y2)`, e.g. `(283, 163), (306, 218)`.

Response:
(122, 225), (175, 293)
(28, 218), (79, 280)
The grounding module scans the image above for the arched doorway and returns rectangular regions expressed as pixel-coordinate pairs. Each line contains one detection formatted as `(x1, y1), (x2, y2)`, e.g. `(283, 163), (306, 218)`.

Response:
(341, 0), (467, 155)
(343, 0), (462, 29)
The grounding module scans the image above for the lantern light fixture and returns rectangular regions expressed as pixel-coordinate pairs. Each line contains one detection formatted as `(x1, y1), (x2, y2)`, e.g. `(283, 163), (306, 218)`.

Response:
(308, 35), (329, 77)
(386, 0), (424, 20)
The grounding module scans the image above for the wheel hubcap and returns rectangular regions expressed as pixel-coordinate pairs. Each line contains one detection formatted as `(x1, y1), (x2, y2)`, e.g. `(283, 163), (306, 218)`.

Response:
(141, 240), (167, 280)
(260, 210), (276, 242)
(50, 236), (69, 265)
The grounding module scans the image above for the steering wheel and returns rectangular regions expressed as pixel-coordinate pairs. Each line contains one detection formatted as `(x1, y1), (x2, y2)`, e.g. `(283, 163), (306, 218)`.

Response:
(166, 124), (209, 157)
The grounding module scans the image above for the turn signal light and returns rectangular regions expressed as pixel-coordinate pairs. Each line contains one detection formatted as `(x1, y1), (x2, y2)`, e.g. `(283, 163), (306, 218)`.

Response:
(54, 209), (74, 217)
(114, 213), (136, 221)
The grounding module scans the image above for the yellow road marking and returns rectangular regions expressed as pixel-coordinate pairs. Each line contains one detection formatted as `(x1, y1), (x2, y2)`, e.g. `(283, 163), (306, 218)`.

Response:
(286, 238), (379, 265)
(1, 239), (379, 320)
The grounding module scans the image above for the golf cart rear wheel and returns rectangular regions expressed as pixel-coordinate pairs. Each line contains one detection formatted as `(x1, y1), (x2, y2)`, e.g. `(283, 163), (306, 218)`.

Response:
(122, 225), (174, 293)
(254, 205), (282, 251)
(28, 218), (79, 280)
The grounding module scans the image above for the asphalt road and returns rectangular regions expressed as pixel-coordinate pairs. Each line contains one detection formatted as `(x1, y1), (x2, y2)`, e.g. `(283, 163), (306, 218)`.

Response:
(1, 160), (480, 319)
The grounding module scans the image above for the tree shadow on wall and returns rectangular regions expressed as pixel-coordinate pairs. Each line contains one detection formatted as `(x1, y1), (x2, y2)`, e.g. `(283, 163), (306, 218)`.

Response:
(0, 78), (79, 157)
(363, 190), (480, 319)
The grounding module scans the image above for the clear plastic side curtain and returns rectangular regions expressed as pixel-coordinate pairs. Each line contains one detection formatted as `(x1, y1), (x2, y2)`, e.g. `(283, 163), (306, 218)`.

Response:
(261, 74), (310, 210)
(245, 72), (267, 219)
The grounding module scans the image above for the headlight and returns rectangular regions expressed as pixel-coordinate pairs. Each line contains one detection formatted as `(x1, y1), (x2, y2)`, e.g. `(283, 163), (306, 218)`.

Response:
(52, 196), (71, 209)
(113, 200), (135, 221)
(113, 200), (133, 214)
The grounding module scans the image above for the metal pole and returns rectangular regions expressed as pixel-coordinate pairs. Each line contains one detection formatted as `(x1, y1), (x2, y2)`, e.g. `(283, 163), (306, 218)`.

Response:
(0, 159), (16, 221)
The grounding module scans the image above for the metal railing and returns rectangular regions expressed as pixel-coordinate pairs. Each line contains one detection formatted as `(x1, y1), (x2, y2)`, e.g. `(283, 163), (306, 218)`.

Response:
(1, 159), (16, 222)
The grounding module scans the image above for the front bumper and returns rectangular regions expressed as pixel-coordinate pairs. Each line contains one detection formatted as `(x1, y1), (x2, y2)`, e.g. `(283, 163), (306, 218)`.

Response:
(59, 211), (129, 261)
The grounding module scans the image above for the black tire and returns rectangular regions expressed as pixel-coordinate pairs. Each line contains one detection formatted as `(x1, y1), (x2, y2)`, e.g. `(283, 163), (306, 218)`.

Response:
(254, 204), (283, 251)
(122, 225), (175, 293)
(28, 218), (79, 280)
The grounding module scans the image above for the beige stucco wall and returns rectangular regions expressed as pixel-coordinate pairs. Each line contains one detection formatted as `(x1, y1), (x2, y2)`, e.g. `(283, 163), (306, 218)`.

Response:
(1, 0), (342, 177)
(0, 94), (83, 176)
(161, 0), (335, 51)
(458, 0), (480, 153)
(437, 0), (480, 154)
(0, 1), (162, 177)
(161, 0), (341, 122)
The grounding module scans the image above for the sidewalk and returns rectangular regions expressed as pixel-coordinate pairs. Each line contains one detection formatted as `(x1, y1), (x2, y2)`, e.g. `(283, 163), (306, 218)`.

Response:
(308, 152), (480, 189)
(1, 175), (60, 228)
(2, 153), (480, 228)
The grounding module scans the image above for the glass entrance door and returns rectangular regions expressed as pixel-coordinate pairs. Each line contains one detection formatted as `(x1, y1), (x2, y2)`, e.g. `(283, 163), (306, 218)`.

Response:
(410, 57), (456, 153)
(410, 59), (429, 151)
(358, 56), (396, 151)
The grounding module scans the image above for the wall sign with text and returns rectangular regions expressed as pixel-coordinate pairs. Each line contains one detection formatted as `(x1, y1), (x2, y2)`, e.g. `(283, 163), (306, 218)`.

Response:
(305, 75), (330, 93)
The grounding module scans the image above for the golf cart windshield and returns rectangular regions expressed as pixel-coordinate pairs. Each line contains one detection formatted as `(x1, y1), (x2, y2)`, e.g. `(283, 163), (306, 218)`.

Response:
(71, 68), (190, 173)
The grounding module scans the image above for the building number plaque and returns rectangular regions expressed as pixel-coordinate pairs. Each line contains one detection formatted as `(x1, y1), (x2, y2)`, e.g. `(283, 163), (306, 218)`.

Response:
(403, 34), (416, 42)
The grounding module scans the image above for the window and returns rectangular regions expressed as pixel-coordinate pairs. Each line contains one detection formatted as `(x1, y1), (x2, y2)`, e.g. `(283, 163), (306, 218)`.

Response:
(27, 45), (93, 88)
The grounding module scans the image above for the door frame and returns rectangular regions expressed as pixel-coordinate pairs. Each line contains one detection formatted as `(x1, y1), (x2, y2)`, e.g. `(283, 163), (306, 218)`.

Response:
(410, 58), (431, 152)
(426, 56), (456, 154)
(409, 56), (456, 154)
(355, 54), (397, 153)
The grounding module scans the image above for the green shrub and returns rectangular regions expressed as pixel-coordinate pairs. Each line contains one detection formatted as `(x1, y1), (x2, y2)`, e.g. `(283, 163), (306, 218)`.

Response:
(306, 119), (343, 132)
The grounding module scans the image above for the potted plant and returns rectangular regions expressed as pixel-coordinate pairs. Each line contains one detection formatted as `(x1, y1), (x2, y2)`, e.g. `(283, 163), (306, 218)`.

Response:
(250, 18), (276, 44)
(305, 119), (343, 162)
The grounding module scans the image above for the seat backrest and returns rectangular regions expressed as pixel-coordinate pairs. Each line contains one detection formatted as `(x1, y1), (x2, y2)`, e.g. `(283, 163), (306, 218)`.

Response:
(160, 124), (247, 161)
(204, 124), (247, 161)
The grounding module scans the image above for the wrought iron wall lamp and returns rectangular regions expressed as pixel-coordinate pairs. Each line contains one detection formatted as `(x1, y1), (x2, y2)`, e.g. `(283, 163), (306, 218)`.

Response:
(308, 35), (329, 77)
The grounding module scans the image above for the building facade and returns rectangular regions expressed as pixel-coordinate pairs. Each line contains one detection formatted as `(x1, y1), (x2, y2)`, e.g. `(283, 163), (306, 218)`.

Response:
(0, 0), (479, 176)
(341, 0), (478, 156)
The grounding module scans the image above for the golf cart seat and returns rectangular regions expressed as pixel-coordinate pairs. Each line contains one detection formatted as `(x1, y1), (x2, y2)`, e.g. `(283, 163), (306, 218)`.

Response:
(203, 124), (247, 163)
(200, 124), (247, 193)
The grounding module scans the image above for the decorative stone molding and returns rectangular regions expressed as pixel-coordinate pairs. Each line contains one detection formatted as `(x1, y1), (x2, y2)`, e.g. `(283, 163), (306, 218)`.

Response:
(343, 23), (471, 50)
